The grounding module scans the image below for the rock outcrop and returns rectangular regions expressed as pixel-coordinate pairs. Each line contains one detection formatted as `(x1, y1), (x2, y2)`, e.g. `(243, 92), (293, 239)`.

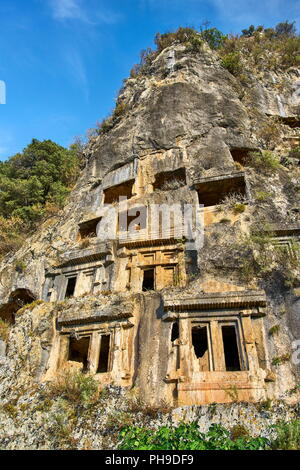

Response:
(0, 40), (299, 449)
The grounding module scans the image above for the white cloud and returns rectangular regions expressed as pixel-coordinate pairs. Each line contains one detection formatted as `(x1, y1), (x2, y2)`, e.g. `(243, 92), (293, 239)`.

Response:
(49, 0), (86, 21)
(64, 47), (89, 101)
(48, 0), (121, 24)
(211, 0), (300, 28)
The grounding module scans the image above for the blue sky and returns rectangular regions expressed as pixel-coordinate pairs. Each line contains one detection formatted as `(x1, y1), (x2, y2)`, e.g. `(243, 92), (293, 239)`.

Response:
(0, 0), (299, 161)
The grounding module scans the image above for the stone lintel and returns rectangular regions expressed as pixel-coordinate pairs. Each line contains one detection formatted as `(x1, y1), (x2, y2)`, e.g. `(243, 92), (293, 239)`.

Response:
(163, 290), (267, 313)
(59, 242), (114, 267)
(192, 170), (245, 188)
(58, 310), (133, 327)
(118, 237), (186, 249)
(261, 223), (300, 237)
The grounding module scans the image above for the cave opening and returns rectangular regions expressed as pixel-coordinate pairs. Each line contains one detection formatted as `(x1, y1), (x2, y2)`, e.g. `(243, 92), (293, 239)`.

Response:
(78, 217), (102, 239)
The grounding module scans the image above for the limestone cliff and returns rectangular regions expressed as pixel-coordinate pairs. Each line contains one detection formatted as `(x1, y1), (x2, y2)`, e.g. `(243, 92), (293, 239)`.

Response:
(0, 39), (299, 449)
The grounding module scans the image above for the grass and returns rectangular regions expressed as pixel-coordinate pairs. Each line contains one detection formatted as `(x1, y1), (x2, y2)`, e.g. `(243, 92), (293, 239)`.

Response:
(270, 421), (300, 450)
(48, 370), (99, 405)
(0, 319), (10, 342)
(249, 151), (281, 171)
(272, 354), (291, 366)
(269, 325), (280, 336)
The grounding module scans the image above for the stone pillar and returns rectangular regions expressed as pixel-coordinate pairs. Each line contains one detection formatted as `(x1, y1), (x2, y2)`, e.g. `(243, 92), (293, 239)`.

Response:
(112, 326), (122, 378)
(155, 265), (164, 290)
(179, 319), (191, 378)
(241, 313), (260, 372)
(58, 335), (69, 369)
(210, 320), (225, 371)
(88, 331), (100, 374)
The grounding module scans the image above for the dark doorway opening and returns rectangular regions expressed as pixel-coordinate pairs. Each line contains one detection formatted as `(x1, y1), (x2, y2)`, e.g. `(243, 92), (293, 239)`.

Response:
(68, 336), (90, 371)
(192, 326), (208, 358)
(221, 325), (241, 371)
(142, 269), (155, 291)
(171, 321), (179, 342)
(65, 277), (77, 298)
(97, 335), (111, 373)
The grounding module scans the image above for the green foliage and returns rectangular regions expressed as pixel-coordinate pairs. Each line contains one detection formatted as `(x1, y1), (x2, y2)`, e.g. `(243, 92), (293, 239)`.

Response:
(0, 139), (81, 257)
(248, 151), (281, 171)
(0, 139), (80, 220)
(155, 27), (200, 52)
(200, 27), (226, 49)
(255, 191), (272, 202)
(221, 52), (242, 76)
(269, 324), (280, 336)
(272, 354), (291, 366)
(288, 384), (300, 396)
(49, 370), (99, 405)
(230, 424), (249, 441)
(233, 203), (246, 214)
(0, 216), (25, 258)
(16, 299), (44, 316)
(275, 21), (297, 38)
(270, 420), (300, 450)
(118, 422), (268, 450)
(241, 25), (258, 37)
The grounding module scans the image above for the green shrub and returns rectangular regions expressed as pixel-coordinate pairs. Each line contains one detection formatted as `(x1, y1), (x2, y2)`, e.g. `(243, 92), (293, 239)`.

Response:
(200, 27), (226, 49)
(230, 424), (249, 441)
(271, 420), (300, 450)
(255, 191), (272, 202)
(0, 216), (25, 259)
(221, 52), (242, 76)
(272, 354), (291, 366)
(49, 370), (99, 405)
(0, 139), (82, 257)
(249, 151), (281, 171)
(118, 423), (268, 450)
(269, 324), (280, 336)
(233, 203), (246, 214)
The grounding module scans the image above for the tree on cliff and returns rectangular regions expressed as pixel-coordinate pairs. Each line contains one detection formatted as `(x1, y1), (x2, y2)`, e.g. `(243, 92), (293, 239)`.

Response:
(0, 139), (82, 257)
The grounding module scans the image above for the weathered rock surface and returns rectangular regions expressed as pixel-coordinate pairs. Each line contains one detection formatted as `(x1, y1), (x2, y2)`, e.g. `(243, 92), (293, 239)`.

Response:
(0, 42), (299, 449)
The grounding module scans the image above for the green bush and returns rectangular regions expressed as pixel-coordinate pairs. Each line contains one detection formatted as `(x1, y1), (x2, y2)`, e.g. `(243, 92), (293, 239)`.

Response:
(271, 421), (300, 450)
(221, 52), (242, 76)
(200, 27), (226, 49)
(233, 203), (246, 214)
(118, 423), (268, 450)
(0, 139), (82, 257)
(49, 370), (99, 405)
(249, 151), (281, 171)
(272, 354), (291, 366)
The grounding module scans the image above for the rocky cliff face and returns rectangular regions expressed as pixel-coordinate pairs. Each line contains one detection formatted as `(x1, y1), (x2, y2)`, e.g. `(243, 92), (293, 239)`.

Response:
(0, 41), (299, 449)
